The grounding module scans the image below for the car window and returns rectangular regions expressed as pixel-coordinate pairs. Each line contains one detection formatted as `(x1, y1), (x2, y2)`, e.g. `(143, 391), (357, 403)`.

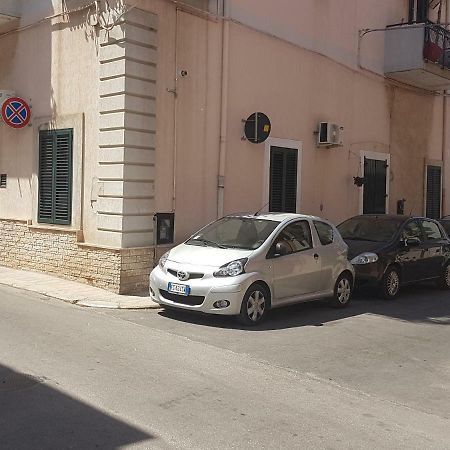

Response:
(421, 220), (443, 241)
(314, 221), (334, 245)
(338, 216), (402, 242)
(275, 221), (313, 254)
(402, 220), (422, 241)
(186, 217), (279, 250)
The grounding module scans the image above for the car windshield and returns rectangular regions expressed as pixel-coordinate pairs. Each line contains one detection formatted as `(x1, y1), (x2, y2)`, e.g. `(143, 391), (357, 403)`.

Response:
(338, 216), (402, 243)
(186, 217), (279, 250)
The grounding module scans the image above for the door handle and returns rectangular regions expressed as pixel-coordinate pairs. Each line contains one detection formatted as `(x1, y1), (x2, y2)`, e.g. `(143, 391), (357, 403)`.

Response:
(314, 253), (319, 260)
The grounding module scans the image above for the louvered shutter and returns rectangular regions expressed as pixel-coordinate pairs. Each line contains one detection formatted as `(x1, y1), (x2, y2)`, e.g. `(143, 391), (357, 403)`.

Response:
(363, 158), (387, 215)
(269, 147), (298, 213)
(38, 132), (55, 223)
(38, 129), (73, 225)
(426, 165), (442, 220)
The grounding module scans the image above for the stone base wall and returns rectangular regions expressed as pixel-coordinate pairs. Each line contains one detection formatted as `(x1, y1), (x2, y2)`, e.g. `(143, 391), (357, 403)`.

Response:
(0, 219), (154, 294)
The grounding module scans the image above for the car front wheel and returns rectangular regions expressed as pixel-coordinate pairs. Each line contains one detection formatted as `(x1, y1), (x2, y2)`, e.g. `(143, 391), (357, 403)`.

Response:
(237, 283), (269, 326)
(437, 263), (450, 290)
(329, 273), (353, 308)
(379, 266), (400, 299)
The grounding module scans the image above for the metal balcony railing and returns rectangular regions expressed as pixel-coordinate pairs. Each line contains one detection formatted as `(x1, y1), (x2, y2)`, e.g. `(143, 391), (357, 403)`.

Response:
(423, 22), (450, 70)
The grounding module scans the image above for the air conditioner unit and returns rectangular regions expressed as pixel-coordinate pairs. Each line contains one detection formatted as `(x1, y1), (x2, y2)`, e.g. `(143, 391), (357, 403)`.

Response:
(317, 122), (344, 147)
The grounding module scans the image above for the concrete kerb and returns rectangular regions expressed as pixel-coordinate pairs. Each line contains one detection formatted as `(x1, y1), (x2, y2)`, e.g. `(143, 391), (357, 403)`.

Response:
(0, 266), (161, 310)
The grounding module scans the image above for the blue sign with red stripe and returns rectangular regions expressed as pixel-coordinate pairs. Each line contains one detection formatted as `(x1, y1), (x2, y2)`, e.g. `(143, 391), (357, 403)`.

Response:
(1, 97), (31, 129)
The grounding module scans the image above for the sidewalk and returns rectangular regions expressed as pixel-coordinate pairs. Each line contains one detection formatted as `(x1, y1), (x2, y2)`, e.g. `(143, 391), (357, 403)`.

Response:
(0, 266), (160, 309)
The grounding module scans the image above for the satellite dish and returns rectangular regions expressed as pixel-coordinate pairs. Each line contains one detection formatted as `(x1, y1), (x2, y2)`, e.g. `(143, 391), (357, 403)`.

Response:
(243, 112), (271, 144)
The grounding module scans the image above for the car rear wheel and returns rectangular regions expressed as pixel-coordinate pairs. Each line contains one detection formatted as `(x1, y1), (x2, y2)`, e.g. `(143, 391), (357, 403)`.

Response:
(437, 263), (450, 290)
(237, 283), (269, 326)
(329, 273), (353, 308)
(379, 266), (400, 299)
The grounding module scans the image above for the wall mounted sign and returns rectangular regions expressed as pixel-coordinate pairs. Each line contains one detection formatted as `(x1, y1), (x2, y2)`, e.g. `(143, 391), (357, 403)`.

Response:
(243, 112), (271, 144)
(1, 97), (31, 129)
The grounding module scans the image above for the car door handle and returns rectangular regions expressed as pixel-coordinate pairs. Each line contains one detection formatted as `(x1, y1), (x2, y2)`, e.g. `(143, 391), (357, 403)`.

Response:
(314, 253), (319, 260)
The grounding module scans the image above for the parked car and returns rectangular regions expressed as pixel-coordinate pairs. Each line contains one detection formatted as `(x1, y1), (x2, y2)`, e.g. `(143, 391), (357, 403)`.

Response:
(150, 213), (355, 325)
(337, 214), (450, 299)
(439, 215), (450, 237)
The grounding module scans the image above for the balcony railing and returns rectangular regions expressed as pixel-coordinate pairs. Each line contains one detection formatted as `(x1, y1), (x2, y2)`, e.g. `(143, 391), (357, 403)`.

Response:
(423, 23), (450, 70)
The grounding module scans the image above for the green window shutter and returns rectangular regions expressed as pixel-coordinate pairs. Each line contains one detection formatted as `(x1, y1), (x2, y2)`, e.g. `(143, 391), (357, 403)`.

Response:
(38, 129), (73, 225)
(38, 131), (55, 223)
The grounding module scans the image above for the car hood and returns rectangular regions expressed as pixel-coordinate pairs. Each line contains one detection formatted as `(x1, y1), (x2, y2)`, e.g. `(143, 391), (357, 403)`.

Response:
(167, 243), (254, 267)
(344, 239), (387, 260)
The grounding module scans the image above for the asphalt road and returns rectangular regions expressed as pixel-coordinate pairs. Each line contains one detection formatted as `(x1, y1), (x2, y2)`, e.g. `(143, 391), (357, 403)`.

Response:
(1, 283), (449, 449)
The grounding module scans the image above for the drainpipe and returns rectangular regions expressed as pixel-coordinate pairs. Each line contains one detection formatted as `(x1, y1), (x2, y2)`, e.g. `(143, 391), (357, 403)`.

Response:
(443, 2), (449, 216)
(171, 9), (180, 213)
(217, 0), (230, 218)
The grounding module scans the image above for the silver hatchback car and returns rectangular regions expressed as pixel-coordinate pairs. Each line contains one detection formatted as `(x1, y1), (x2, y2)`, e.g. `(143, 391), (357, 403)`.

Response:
(150, 213), (354, 325)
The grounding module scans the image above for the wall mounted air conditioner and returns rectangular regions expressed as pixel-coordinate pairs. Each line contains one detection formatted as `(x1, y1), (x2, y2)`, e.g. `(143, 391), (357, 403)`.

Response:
(317, 122), (344, 147)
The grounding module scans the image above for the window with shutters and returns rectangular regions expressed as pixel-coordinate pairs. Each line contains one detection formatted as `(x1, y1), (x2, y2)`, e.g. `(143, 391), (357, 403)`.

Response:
(38, 129), (73, 225)
(426, 165), (442, 220)
(269, 146), (298, 213)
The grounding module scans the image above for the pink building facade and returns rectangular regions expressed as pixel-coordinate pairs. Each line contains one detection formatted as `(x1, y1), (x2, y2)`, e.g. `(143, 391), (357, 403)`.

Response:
(0, 0), (449, 292)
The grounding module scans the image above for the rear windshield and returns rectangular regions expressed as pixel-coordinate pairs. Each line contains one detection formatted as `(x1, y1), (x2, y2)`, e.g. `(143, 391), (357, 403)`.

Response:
(338, 217), (402, 243)
(186, 217), (279, 250)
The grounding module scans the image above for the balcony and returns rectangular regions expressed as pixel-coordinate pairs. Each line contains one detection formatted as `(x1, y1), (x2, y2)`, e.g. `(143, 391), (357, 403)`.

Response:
(0, 0), (20, 27)
(385, 22), (450, 91)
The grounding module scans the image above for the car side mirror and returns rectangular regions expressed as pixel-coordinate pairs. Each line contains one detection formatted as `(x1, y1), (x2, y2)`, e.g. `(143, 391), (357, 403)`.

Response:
(404, 237), (421, 247)
(274, 241), (290, 257)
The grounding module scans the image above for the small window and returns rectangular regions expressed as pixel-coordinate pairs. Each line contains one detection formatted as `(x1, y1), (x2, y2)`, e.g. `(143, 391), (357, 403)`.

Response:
(0, 174), (6, 188)
(314, 221), (334, 245)
(275, 220), (312, 254)
(402, 220), (423, 240)
(421, 220), (443, 241)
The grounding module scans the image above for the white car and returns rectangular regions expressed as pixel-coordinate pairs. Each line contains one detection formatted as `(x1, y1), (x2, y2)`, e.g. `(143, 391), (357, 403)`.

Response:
(150, 213), (354, 325)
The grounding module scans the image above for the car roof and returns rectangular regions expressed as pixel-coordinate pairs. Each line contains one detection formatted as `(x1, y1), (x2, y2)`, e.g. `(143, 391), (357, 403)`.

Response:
(226, 212), (325, 223)
(343, 214), (446, 225)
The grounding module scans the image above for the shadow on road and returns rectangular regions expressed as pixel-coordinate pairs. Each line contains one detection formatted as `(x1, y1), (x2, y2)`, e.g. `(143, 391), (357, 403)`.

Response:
(158, 283), (450, 331)
(0, 364), (153, 450)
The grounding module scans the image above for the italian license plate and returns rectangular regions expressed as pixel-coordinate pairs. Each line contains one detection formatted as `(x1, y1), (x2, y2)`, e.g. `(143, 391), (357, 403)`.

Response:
(168, 282), (190, 296)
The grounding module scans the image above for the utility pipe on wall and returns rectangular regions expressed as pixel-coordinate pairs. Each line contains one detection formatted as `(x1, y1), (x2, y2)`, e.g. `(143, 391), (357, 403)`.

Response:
(442, 1), (449, 216)
(217, 0), (230, 218)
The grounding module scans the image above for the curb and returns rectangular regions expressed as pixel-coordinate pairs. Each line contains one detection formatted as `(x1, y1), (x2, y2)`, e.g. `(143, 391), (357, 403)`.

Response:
(0, 281), (161, 310)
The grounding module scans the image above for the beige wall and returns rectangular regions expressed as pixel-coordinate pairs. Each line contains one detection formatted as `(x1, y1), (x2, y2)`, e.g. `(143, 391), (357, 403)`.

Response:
(0, 0), (449, 252)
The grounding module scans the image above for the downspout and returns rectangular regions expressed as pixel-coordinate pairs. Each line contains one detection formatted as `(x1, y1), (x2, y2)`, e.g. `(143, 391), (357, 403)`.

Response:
(172, 8), (179, 212)
(443, 1), (449, 216)
(217, 0), (230, 218)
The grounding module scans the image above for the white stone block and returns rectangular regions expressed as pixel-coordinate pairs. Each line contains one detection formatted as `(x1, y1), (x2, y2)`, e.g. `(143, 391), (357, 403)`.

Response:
(100, 94), (156, 116)
(99, 112), (156, 132)
(99, 129), (156, 149)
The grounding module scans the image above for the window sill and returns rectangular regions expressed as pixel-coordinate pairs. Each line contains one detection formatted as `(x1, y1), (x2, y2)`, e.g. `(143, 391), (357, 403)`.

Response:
(28, 224), (83, 240)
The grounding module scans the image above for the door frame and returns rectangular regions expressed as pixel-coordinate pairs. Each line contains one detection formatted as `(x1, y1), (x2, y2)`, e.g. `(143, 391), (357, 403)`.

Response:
(359, 151), (391, 215)
(423, 159), (443, 218)
(263, 138), (302, 213)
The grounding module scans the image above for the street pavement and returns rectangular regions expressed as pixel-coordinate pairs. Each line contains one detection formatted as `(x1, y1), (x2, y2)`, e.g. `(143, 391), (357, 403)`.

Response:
(0, 283), (449, 449)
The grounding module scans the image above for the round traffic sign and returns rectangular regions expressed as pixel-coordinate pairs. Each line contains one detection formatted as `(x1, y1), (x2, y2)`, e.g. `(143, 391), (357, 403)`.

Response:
(244, 112), (271, 144)
(1, 97), (31, 129)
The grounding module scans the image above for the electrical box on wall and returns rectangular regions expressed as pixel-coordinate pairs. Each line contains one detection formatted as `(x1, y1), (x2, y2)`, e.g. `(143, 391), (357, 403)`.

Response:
(154, 213), (175, 245)
(317, 122), (344, 147)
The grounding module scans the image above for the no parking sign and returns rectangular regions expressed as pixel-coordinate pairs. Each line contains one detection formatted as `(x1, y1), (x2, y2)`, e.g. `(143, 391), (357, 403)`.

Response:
(1, 97), (31, 129)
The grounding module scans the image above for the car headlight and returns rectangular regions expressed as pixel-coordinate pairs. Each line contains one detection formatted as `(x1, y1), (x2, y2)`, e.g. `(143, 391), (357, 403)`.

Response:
(159, 251), (170, 269)
(350, 252), (378, 265)
(213, 258), (248, 277)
